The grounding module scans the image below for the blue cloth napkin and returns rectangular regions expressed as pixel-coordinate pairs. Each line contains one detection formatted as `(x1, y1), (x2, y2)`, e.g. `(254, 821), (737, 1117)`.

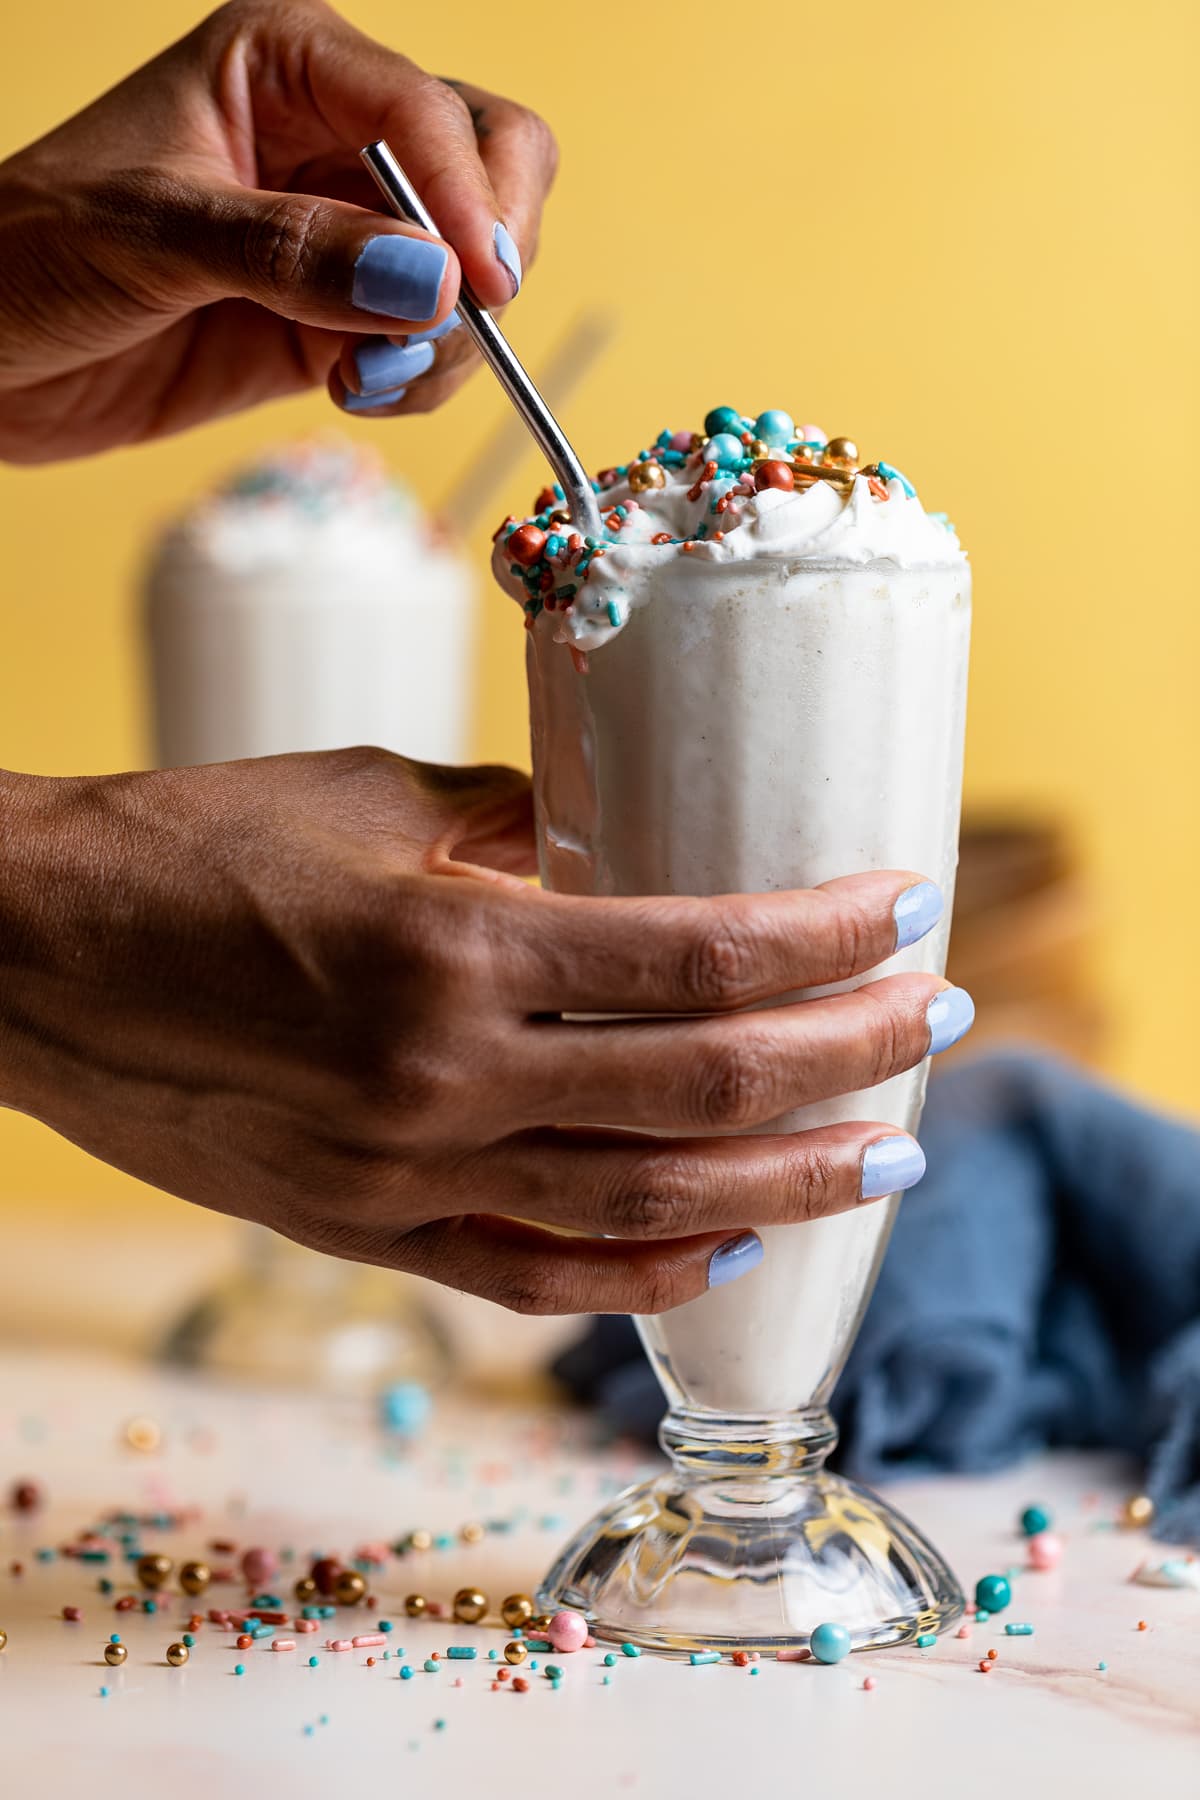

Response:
(552, 1052), (1200, 1544)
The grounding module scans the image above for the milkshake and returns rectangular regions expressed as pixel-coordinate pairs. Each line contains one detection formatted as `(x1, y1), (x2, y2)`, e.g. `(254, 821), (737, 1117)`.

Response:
(145, 438), (475, 768)
(495, 408), (970, 1647)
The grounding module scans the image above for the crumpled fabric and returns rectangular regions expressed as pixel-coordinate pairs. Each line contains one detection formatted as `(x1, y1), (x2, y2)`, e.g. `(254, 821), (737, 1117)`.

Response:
(552, 1052), (1200, 1544)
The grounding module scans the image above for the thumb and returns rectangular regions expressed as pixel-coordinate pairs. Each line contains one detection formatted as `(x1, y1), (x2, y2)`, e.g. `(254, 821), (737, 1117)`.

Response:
(118, 174), (461, 335)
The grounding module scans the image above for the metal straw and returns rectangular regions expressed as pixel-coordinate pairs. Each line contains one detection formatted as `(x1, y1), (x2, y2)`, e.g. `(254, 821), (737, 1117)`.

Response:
(360, 139), (602, 538)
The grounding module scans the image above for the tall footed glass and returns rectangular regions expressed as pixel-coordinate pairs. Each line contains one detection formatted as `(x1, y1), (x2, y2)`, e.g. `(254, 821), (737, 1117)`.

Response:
(526, 554), (971, 1653)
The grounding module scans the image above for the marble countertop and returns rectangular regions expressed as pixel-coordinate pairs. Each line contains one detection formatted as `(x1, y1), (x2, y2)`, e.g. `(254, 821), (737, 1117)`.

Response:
(1, 1345), (1196, 1799)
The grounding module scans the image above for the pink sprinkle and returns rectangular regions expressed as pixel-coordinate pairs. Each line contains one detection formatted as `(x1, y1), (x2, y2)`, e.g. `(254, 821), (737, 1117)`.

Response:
(62, 1606), (82, 1622)
(271, 1639), (296, 1652)
(956, 1626), (971, 1638)
(583, 1636), (596, 1649)
(294, 1618), (318, 1633)
(328, 1638), (354, 1652)
(352, 1634), (386, 1648)
(453, 1677), (464, 1688)
(863, 1676), (877, 1691)
(777, 1649), (811, 1662)
(670, 430), (693, 452)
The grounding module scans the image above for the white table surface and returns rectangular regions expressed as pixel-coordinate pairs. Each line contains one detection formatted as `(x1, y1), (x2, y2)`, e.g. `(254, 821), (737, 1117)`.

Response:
(1, 1345), (1197, 1800)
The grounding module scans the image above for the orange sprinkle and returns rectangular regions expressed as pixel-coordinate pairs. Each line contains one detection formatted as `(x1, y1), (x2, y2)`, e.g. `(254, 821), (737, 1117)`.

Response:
(978, 1660), (992, 1673)
(1137, 1619), (1149, 1631)
(987, 1649), (998, 1660)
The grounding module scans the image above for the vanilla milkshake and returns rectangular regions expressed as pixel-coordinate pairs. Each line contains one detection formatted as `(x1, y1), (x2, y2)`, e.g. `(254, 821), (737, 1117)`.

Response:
(145, 438), (475, 767)
(495, 410), (969, 1417)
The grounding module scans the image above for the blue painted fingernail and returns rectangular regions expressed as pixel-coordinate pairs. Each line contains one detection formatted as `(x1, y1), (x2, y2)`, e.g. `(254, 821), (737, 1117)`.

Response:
(707, 1233), (763, 1288)
(861, 1135), (926, 1200)
(406, 311), (461, 345)
(492, 221), (522, 296)
(926, 986), (976, 1055)
(353, 235), (448, 321)
(354, 338), (435, 395)
(893, 881), (944, 951)
(342, 383), (408, 414)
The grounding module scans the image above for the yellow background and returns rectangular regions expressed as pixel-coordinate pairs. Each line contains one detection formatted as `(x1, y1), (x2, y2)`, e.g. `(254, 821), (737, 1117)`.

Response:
(1, 0), (1197, 1220)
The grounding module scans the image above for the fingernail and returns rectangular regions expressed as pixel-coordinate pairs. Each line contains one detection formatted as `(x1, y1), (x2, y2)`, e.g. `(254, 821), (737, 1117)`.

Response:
(893, 881), (944, 951)
(707, 1233), (764, 1289)
(353, 234), (449, 321)
(492, 221), (522, 296)
(926, 986), (976, 1055)
(354, 338), (435, 395)
(406, 311), (461, 345)
(342, 384), (408, 414)
(861, 1135), (926, 1200)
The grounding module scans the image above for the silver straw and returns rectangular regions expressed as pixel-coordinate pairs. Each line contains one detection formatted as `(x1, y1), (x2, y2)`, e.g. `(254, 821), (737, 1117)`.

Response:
(359, 139), (602, 538)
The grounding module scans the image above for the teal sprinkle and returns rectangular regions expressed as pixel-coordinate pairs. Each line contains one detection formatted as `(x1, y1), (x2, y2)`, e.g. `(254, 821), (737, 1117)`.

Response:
(434, 1719), (446, 1731)
(614, 505), (628, 519)
(382, 1651), (390, 1661)
(616, 465), (629, 477)
(320, 1606), (336, 1618)
(79, 1550), (110, 1563)
(529, 1660), (539, 1671)
(1098, 1660), (1108, 1671)
(143, 1600), (156, 1614)
(696, 522), (708, 537)
(488, 1649), (498, 1661)
(878, 460), (916, 498)
(400, 1665), (414, 1679)
(303, 1725), (314, 1737)
(544, 1663), (563, 1679)
(550, 1678), (563, 1690)
(916, 1633), (937, 1648)
(602, 1675), (611, 1685)
(252, 1593), (280, 1607)
(308, 1656), (319, 1668)
(750, 1666), (759, 1676)
(575, 560), (590, 577)
(975, 1610), (990, 1623)
(656, 430), (672, 448)
(302, 1607), (321, 1620)
(553, 483), (564, 499)
(590, 480), (602, 493)
(546, 534), (565, 558)
(234, 1664), (245, 1676)
(99, 1579), (112, 1593)
(446, 1646), (476, 1660)
(379, 1620), (393, 1633)
(690, 1651), (720, 1665)
(182, 1634), (195, 1648)
(584, 536), (600, 549)
(663, 450), (686, 466)
(1005, 1623), (1035, 1636)
(99, 1686), (109, 1697)
(319, 1714), (328, 1725)
(252, 1625), (274, 1639)
(508, 563), (523, 578)
(606, 601), (621, 628)
(638, 450), (650, 460)
(110, 1633), (121, 1644)
(603, 1653), (616, 1667)
(423, 1659), (439, 1674)
(525, 1639), (553, 1652)
(554, 584), (577, 602)
(620, 1643), (641, 1658)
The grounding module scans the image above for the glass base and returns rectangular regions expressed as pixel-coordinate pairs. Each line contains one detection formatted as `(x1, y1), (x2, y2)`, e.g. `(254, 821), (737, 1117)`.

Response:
(537, 1407), (964, 1655)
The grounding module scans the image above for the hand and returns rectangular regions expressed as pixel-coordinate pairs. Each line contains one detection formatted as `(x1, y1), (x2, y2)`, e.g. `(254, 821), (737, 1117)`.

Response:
(0, 752), (971, 1315)
(0, 0), (557, 462)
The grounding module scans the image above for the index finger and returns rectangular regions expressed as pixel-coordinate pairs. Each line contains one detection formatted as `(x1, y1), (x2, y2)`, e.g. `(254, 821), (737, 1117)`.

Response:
(501, 873), (945, 1014)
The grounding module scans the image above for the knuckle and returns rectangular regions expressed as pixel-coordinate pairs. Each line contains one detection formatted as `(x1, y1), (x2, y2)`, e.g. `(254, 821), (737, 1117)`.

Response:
(694, 1032), (778, 1128)
(826, 896), (874, 983)
(244, 194), (326, 292)
(863, 993), (909, 1087)
(679, 907), (762, 1010)
(630, 1262), (679, 1316)
(608, 1154), (692, 1237)
(784, 1144), (840, 1222)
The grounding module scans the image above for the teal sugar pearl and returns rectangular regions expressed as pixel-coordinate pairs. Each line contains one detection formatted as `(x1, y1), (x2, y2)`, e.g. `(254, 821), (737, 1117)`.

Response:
(810, 1622), (852, 1665)
(1020, 1505), (1051, 1536)
(704, 405), (742, 437)
(705, 432), (743, 469)
(974, 1574), (1012, 1614)
(754, 408), (795, 446)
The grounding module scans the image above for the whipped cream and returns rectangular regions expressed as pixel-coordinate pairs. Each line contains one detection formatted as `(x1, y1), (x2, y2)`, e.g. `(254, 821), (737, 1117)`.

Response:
(494, 411), (966, 652)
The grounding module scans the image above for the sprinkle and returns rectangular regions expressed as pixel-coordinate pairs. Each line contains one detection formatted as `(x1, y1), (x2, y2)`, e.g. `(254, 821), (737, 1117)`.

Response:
(620, 1643), (641, 1658)
(446, 1646), (477, 1660)
(603, 1653), (616, 1667)
(1098, 1660), (1108, 1671)
(1005, 1623), (1034, 1636)
(689, 1651), (720, 1665)
(400, 1666), (414, 1680)
(308, 1656), (319, 1668)
(234, 1664), (245, 1676)
(863, 1676), (877, 1691)
(916, 1633), (937, 1648)
(423, 1659), (439, 1673)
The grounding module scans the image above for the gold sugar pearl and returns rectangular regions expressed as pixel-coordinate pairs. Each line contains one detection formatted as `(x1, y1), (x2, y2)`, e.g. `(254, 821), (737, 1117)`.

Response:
(294, 1576), (317, 1604)
(460, 1522), (485, 1546)
(0, 1628), (8, 1652)
(124, 1416), (162, 1453)
(136, 1554), (173, 1591)
(627, 460), (667, 493)
(333, 1569), (366, 1606)
(178, 1561), (210, 1597)
(501, 1593), (535, 1630)
(165, 1642), (189, 1667)
(103, 1641), (127, 1666)
(748, 439), (770, 461)
(408, 1530), (433, 1553)
(530, 1612), (554, 1634)
(404, 1594), (428, 1619)
(452, 1587), (488, 1624)
(1120, 1494), (1155, 1529)
(823, 436), (859, 470)
(504, 1639), (528, 1665)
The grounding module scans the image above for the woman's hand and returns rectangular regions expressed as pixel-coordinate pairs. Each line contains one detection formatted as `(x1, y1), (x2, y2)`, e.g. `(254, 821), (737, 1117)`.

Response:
(0, 751), (972, 1315)
(0, 0), (557, 462)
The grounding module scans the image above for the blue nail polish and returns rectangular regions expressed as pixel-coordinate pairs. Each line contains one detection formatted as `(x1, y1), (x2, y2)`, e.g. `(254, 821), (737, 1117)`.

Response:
(492, 221), (522, 296)
(342, 383), (408, 414)
(354, 338), (435, 395)
(707, 1233), (763, 1289)
(406, 311), (461, 345)
(353, 235), (448, 321)
(861, 1135), (926, 1200)
(893, 881), (944, 951)
(926, 986), (976, 1055)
